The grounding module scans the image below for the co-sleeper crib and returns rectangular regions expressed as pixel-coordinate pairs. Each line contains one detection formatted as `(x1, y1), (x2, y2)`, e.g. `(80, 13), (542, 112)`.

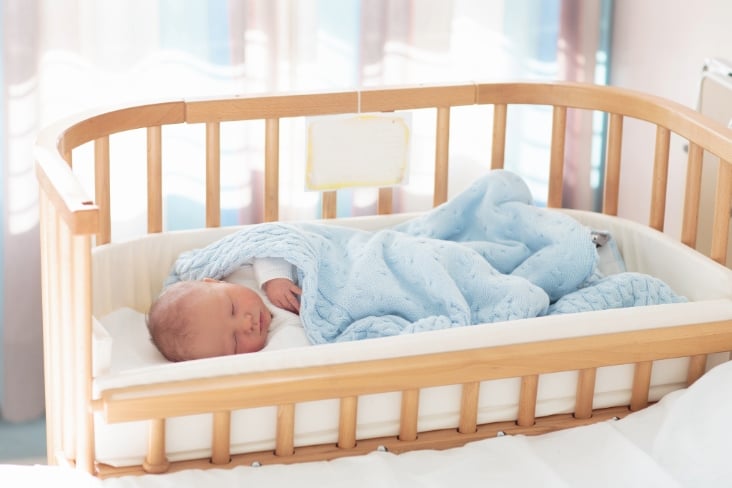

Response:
(35, 82), (732, 478)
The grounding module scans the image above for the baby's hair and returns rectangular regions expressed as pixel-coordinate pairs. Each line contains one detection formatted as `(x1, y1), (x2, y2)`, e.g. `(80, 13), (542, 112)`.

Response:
(146, 281), (202, 362)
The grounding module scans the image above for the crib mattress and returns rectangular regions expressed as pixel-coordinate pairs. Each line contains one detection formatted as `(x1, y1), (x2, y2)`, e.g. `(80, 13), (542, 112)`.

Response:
(89, 210), (732, 467)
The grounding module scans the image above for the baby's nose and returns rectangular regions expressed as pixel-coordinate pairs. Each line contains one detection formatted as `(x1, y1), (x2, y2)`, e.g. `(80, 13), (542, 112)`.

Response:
(242, 312), (256, 331)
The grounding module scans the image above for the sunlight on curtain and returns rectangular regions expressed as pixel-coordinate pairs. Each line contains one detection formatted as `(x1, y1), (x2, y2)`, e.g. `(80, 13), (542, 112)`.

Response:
(36, 0), (611, 236)
(2, 0), (45, 423)
(0, 0), (5, 422)
(0, 0), (612, 421)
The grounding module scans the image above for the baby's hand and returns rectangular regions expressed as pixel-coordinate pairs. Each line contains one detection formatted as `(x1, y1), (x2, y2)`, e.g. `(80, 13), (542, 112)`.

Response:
(262, 278), (302, 314)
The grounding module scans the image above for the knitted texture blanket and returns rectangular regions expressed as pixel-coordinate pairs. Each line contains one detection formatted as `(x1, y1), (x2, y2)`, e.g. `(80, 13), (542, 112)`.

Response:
(165, 170), (685, 344)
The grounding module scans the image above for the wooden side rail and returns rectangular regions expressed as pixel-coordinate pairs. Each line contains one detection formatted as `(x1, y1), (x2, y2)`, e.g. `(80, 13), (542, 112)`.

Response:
(95, 321), (732, 423)
(94, 326), (731, 477)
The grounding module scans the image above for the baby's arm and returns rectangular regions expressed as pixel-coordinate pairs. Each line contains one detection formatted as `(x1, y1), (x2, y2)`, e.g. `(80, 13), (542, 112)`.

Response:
(253, 258), (302, 313)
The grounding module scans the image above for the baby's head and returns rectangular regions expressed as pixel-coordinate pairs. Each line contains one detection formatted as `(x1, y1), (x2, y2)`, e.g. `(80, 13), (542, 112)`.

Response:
(147, 279), (273, 362)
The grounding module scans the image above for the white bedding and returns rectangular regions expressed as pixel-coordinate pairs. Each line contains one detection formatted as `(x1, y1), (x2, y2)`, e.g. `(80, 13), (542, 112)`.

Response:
(87, 209), (732, 467)
(7, 358), (732, 487)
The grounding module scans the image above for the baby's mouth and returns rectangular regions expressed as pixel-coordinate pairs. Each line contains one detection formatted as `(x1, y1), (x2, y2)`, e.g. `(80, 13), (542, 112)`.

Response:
(260, 309), (271, 333)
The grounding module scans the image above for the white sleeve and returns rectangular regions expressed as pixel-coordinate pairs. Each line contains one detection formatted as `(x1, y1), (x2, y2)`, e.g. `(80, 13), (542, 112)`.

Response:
(252, 257), (295, 288)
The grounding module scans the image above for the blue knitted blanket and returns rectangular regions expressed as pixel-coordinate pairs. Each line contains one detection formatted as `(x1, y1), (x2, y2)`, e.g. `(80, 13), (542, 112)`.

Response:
(165, 170), (684, 344)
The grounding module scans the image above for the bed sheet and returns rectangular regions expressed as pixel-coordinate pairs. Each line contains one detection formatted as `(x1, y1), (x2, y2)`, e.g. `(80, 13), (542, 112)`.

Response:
(6, 359), (731, 487)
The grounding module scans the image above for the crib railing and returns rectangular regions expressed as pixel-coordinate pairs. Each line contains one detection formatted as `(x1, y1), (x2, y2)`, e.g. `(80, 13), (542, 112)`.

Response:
(35, 82), (732, 476)
(38, 83), (732, 248)
(93, 320), (732, 476)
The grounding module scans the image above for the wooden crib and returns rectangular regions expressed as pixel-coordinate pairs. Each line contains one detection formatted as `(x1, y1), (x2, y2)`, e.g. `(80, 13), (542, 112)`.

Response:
(35, 82), (732, 478)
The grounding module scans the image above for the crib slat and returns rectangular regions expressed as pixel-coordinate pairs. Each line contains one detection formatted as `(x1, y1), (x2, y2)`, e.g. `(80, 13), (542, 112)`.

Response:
(547, 106), (567, 208)
(321, 191), (337, 219)
(491, 104), (507, 170)
(275, 404), (295, 456)
(603, 113), (623, 215)
(686, 354), (707, 386)
(72, 232), (95, 473)
(517, 375), (539, 426)
(39, 193), (62, 464)
(681, 142), (703, 248)
(630, 361), (653, 411)
(377, 187), (393, 215)
(433, 107), (450, 207)
(147, 126), (163, 234)
(94, 136), (111, 244)
(649, 126), (671, 231)
(264, 118), (280, 222)
(143, 418), (170, 473)
(399, 389), (420, 441)
(205, 122), (221, 227)
(338, 396), (358, 449)
(458, 382), (480, 434)
(574, 368), (597, 420)
(211, 411), (231, 465)
(59, 219), (75, 460)
(710, 160), (732, 264)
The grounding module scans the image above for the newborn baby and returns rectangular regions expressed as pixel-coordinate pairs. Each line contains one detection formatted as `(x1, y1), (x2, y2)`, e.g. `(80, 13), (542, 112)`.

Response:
(147, 258), (303, 361)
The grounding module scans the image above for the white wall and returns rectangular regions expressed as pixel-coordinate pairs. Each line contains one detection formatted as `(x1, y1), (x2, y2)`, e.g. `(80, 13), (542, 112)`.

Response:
(609, 0), (732, 237)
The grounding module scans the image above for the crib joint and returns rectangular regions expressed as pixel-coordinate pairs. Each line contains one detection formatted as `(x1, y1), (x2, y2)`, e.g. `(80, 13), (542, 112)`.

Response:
(142, 458), (171, 475)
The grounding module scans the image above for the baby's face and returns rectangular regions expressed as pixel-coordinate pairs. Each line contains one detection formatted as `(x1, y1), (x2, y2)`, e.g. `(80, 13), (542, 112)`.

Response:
(185, 280), (273, 359)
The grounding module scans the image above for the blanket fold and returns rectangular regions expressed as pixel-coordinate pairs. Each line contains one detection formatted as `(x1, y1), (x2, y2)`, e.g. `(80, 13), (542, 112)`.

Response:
(166, 170), (685, 344)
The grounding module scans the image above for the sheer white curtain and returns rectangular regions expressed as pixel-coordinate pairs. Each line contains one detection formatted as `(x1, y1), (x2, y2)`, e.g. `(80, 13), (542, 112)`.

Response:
(0, 0), (610, 422)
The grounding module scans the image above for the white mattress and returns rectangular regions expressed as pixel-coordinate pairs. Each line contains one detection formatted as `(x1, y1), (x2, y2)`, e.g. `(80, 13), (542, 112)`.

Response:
(89, 210), (732, 467)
